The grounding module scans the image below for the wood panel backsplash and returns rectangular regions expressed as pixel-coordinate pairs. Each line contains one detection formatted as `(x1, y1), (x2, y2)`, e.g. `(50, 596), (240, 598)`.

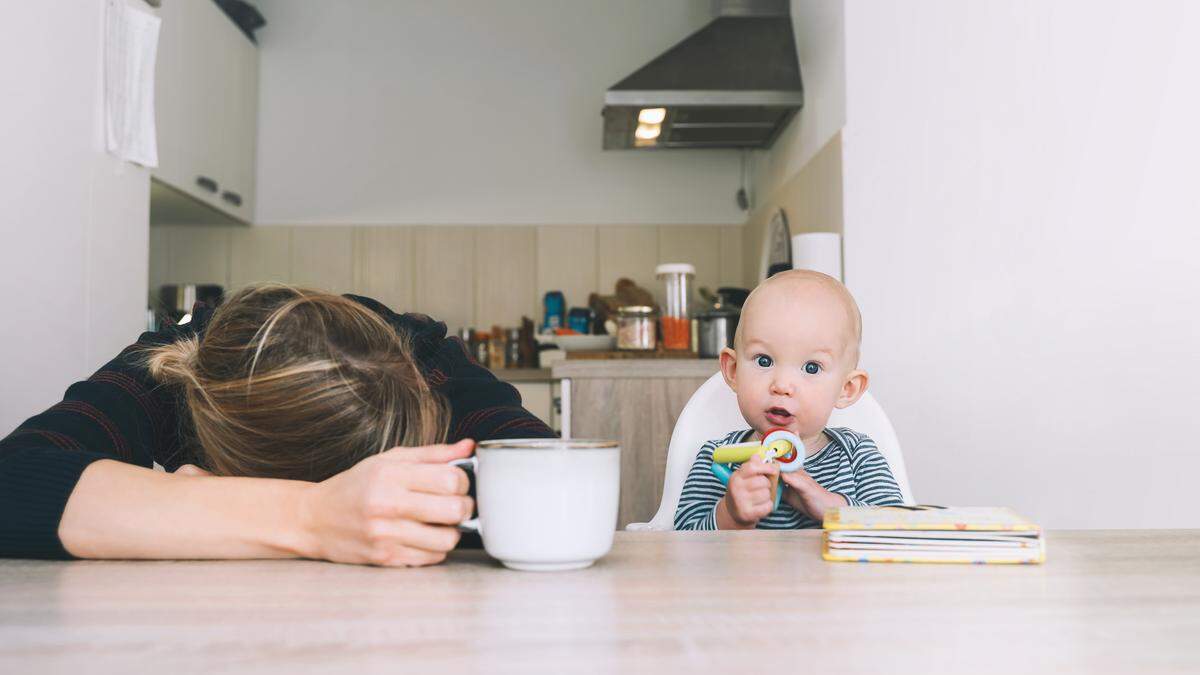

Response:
(149, 224), (745, 333)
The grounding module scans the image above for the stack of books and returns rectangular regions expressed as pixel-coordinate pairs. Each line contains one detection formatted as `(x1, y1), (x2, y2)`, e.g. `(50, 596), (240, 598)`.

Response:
(822, 506), (1044, 564)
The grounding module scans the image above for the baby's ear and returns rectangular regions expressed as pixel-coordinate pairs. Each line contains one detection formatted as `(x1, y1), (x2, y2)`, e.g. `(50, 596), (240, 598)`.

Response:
(835, 369), (869, 409)
(719, 348), (738, 391)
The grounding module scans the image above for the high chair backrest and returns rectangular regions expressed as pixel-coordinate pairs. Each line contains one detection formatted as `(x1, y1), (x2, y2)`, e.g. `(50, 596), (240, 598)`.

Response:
(627, 372), (915, 531)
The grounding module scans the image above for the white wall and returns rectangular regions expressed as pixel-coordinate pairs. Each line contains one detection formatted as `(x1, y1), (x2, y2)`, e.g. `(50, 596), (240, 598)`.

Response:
(741, 0), (845, 285)
(0, 1), (150, 434)
(842, 0), (1200, 527)
(253, 0), (744, 226)
(749, 0), (845, 210)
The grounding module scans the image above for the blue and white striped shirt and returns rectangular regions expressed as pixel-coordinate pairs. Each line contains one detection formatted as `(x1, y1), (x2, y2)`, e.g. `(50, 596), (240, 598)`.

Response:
(674, 427), (904, 530)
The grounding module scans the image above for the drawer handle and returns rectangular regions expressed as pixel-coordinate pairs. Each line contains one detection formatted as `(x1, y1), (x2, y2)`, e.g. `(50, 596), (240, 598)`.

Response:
(221, 191), (243, 207)
(195, 176), (219, 193)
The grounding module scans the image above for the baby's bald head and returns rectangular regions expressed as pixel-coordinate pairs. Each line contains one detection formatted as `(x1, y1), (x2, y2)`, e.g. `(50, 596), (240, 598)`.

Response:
(736, 270), (863, 368)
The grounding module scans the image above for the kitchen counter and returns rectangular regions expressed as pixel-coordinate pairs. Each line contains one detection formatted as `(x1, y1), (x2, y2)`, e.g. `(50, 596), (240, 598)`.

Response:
(552, 358), (718, 380)
(491, 368), (555, 383)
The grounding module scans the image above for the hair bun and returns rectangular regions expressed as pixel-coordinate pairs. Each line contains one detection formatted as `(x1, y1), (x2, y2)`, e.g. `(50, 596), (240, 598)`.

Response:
(146, 336), (201, 386)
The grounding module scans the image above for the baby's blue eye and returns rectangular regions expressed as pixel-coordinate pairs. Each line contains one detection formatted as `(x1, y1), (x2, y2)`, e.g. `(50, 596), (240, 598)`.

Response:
(755, 355), (773, 368)
(804, 362), (821, 374)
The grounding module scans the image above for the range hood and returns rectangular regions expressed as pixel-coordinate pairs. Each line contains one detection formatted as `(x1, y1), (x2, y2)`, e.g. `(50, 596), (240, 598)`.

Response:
(602, 0), (803, 150)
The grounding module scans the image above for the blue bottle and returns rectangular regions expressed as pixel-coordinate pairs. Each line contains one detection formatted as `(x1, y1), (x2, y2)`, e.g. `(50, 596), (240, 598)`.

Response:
(542, 291), (565, 332)
(567, 307), (593, 335)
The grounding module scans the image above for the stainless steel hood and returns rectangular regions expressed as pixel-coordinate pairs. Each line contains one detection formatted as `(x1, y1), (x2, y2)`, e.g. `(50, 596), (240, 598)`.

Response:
(602, 0), (803, 150)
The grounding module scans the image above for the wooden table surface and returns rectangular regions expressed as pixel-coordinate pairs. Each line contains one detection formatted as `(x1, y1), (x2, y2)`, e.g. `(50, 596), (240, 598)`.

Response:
(2, 530), (1198, 674)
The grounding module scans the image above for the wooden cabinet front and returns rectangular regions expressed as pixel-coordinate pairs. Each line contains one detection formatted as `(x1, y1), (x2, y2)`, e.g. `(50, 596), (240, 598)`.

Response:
(556, 360), (718, 528)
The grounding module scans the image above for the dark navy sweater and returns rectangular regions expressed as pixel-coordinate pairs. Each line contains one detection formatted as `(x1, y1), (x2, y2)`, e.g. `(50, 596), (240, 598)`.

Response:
(0, 294), (554, 558)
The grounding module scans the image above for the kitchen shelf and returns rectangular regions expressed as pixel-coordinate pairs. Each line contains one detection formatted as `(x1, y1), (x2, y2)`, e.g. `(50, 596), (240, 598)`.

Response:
(490, 368), (555, 383)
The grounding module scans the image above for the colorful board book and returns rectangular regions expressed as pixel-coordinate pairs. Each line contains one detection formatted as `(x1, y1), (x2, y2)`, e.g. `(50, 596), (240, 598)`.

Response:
(822, 505), (1045, 564)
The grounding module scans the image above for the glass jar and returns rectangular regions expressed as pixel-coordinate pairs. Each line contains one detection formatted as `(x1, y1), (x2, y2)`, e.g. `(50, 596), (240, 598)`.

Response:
(462, 328), (485, 365)
(656, 263), (695, 350)
(472, 330), (491, 366)
(505, 328), (522, 368)
(616, 306), (657, 351)
(487, 329), (506, 370)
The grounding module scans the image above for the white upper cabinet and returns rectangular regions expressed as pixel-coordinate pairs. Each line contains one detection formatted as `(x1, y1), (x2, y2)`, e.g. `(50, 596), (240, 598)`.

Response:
(154, 0), (257, 223)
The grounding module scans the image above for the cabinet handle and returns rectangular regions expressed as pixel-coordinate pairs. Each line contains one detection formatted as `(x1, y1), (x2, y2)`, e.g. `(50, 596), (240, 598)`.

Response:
(221, 191), (243, 207)
(195, 176), (219, 193)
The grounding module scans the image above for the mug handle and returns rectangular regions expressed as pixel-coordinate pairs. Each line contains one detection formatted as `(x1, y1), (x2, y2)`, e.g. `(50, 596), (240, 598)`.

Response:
(448, 456), (481, 534)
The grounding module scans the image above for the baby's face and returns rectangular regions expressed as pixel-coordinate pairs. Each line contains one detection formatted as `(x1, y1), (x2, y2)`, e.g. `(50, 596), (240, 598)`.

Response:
(725, 281), (858, 440)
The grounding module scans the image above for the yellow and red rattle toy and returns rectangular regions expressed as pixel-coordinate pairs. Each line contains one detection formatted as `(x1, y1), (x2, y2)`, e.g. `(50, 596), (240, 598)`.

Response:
(710, 428), (804, 510)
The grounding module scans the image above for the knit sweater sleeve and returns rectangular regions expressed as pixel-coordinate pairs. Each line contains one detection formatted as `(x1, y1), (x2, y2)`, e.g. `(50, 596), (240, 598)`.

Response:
(0, 297), (553, 560)
(0, 331), (184, 559)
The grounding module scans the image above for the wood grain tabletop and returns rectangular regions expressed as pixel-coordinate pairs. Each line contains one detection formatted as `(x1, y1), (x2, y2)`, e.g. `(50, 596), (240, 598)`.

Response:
(2, 529), (1197, 674)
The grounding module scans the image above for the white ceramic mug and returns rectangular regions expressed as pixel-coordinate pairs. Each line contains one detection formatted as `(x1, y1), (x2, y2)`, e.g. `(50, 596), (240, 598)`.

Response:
(450, 439), (620, 571)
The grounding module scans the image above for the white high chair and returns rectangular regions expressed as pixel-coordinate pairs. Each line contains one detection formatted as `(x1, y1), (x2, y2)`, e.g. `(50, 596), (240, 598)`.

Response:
(626, 372), (915, 531)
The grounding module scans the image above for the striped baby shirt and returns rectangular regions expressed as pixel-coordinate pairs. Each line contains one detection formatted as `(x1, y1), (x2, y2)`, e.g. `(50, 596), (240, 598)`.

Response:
(674, 427), (904, 530)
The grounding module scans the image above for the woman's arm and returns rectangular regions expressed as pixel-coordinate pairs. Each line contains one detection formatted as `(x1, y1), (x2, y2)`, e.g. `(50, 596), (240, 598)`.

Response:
(61, 440), (475, 566)
(0, 332), (184, 558)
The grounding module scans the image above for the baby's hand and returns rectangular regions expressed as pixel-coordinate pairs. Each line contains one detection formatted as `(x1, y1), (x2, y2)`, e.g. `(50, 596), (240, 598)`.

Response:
(780, 470), (847, 522)
(717, 455), (780, 529)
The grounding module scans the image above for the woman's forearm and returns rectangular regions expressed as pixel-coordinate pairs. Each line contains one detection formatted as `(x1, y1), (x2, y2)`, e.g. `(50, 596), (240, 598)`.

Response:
(59, 460), (315, 560)
(58, 441), (475, 566)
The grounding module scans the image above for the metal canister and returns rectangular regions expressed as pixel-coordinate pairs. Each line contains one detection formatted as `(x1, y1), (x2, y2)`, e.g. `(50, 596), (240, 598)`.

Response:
(696, 309), (739, 359)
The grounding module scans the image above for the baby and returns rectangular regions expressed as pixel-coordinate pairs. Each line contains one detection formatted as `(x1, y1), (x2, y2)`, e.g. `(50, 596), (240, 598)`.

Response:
(674, 270), (903, 530)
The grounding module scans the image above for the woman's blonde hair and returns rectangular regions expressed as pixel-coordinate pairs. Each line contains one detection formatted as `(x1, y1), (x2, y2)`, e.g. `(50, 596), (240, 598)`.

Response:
(146, 284), (448, 480)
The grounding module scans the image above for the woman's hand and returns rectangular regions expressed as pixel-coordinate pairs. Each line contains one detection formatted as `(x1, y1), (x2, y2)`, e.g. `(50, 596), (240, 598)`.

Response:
(715, 455), (780, 530)
(780, 469), (847, 522)
(297, 439), (476, 567)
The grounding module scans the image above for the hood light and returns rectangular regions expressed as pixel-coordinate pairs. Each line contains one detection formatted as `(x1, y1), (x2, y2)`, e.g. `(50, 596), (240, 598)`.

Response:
(638, 107), (667, 124)
(634, 123), (661, 140)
